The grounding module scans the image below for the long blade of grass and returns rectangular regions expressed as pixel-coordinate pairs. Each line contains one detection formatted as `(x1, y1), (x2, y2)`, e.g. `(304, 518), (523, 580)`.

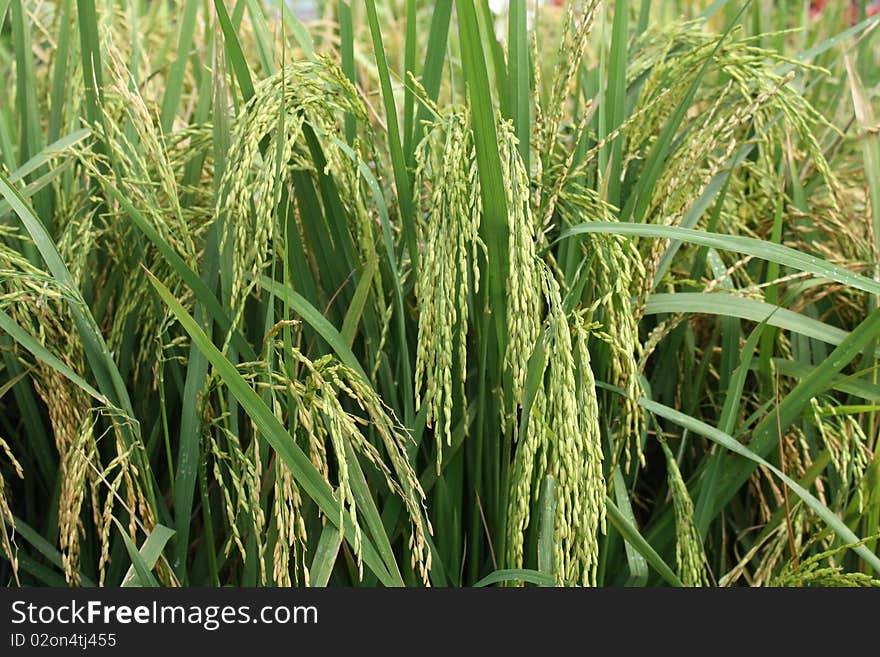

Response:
(113, 519), (160, 588)
(309, 523), (343, 586)
(160, 0), (201, 132)
(147, 272), (400, 586)
(121, 524), (175, 587)
(623, 2), (751, 224)
(507, 0), (530, 170)
(641, 398), (880, 574)
(363, 0), (418, 272)
(456, 0), (509, 350)
(561, 223), (880, 297)
(473, 569), (555, 587)
(645, 293), (857, 352)
(604, 499), (683, 587)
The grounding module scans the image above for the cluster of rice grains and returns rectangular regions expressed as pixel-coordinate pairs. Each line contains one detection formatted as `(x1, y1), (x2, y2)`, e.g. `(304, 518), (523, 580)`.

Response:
(0, 237), (28, 578)
(662, 442), (710, 587)
(413, 111), (484, 466)
(218, 59), (376, 318)
(413, 109), (609, 583)
(207, 59), (428, 585)
(409, 0), (659, 586)
(0, 232), (154, 585)
(505, 269), (607, 586)
(627, 21), (843, 298)
(203, 350), (429, 585)
(413, 106), (609, 583)
(1, 45), (427, 585)
(0, 433), (22, 584)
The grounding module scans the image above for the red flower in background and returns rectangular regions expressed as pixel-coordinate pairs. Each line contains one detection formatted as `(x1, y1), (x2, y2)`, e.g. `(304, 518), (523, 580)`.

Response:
(811, 0), (880, 21)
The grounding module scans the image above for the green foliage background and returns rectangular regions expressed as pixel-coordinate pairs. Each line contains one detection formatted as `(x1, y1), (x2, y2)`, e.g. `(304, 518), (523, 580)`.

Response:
(0, 0), (879, 587)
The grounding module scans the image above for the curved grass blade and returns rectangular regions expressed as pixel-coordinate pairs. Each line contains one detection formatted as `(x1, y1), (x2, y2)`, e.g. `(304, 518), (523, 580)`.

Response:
(121, 524), (175, 587)
(0, 308), (106, 404)
(8, 516), (95, 587)
(113, 518), (160, 588)
(561, 223), (880, 297)
(641, 398), (880, 575)
(473, 568), (556, 587)
(364, 0), (418, 272)
(645, 293), (858, 352)
(257, 275), (369, 384)
(605, 498), (683, 587)
(309, 523), (343, 587)
(147, 272), (401, 586)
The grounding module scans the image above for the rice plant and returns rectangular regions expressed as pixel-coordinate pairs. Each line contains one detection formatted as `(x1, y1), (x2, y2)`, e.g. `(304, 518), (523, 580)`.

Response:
(0, 0), (879, 587)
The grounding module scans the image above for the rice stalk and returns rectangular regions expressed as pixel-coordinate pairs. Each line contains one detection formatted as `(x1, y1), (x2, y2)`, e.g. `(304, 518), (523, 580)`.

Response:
(508, 265), (605, 586)
(662, 441), (709, 587)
